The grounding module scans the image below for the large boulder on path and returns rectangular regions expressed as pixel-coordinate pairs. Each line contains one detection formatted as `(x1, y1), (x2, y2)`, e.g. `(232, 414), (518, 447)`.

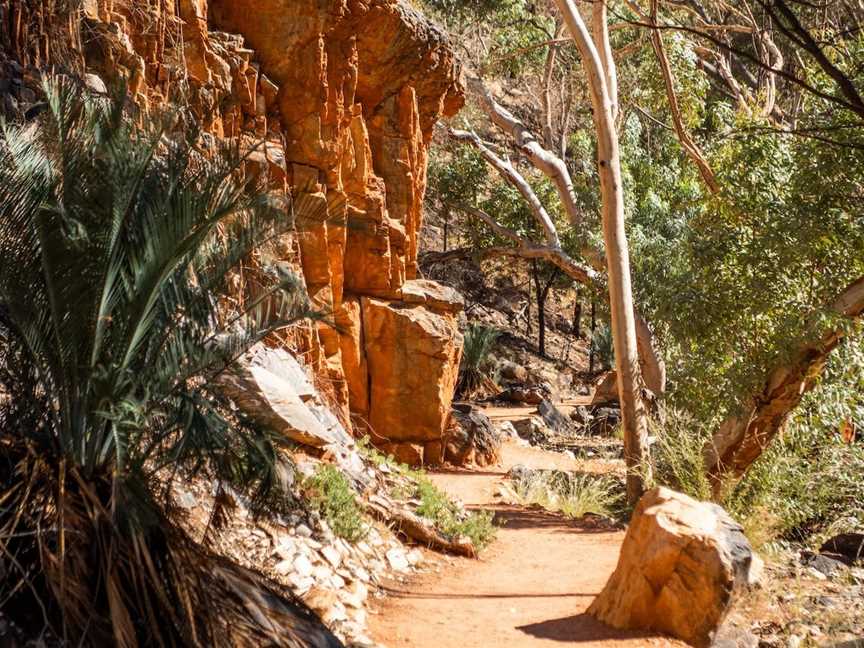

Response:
(588, 487), (755, 648)
(536, 399), (572, 435)
(444, 404), (502, 467)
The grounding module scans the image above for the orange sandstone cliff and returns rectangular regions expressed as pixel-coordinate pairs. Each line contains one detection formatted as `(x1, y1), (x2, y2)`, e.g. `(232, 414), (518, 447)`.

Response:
(0, 0), (465, 463)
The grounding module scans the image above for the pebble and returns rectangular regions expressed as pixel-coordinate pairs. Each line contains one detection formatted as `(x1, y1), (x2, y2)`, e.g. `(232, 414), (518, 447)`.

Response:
(274, 559), (293, 576)
(321, 544), (342, 568)
(293, 554), (314, 578)
(406, 549), (424, 566)
(386, 548), (410, 572)
(274, 538), (296, 561)
(312, 565), (333, 581)
(289, 573), (315, 594)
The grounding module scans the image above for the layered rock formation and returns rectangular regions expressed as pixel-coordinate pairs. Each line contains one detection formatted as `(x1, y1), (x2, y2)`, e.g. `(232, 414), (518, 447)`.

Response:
(207, 0), (466, 463)
(1, 0), (465, 463)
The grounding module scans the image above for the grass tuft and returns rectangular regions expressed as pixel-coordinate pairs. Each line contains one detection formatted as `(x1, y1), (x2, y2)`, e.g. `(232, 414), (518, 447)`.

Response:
(415, 478), (496, 549)
(506, 468), (625, 519)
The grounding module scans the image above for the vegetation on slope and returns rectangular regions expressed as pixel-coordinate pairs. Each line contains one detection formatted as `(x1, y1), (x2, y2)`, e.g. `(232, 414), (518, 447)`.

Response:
(0, 77), (337, 647)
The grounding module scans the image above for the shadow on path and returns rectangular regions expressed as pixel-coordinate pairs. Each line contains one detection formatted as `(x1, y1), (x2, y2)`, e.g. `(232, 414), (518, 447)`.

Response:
(517, 614), (658, 643)
(490, 506), (620, 534)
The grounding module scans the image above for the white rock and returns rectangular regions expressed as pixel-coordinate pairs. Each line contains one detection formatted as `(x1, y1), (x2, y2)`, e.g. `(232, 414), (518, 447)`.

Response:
(321, 544), (342, 568)
(352, 565), (371, 583)
(806, 567), (828, 581)
(274, 559), (293, 576)
(350, 607), (367, 626)
(289, 573), (315, 594)
(329, 574), (347, 589)
(293, 554), (314, 578)
(747, 552), (765, 587)
(312, 565), (332, 582)
(406, 549), (424, 566)
(296, 524), (313, 538)
(274, 538), (296, 561)
(323, 601), (348, 624)
(386, 548), (410, 572)
(175, 487), (197, 509)
(497, 421), (518, 439)
(339, 588), (365, 609)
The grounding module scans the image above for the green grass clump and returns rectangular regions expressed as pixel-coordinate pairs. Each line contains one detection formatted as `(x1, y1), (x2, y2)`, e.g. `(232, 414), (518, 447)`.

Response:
(415, 479), (496, 549)
(648, 409), (713, 502)
(356, 437), (496, 549)
(304, 465), (367, 542)
(508, 469), (625, 519)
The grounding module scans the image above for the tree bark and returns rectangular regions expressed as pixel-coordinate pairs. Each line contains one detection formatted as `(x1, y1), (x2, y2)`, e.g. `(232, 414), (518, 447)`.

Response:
(589, 300), (597, 374)
(705, 275), (864, 494)
(556, 0), (651, 502)
(573, 298), (582, 338)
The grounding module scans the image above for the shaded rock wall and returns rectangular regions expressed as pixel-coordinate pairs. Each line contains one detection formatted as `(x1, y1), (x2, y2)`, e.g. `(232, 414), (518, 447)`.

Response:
(0, 0), (465, 463)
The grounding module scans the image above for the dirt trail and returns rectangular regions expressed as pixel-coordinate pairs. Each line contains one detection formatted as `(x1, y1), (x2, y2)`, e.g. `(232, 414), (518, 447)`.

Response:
(368, 441), (679, 647)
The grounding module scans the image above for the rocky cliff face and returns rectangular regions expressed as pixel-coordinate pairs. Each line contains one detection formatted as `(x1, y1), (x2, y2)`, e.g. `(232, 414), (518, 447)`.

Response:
(0, 0), (465, 463)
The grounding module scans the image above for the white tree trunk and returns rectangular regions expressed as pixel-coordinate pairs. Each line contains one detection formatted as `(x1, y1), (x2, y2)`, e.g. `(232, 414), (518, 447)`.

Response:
(555, 0), (651, 502)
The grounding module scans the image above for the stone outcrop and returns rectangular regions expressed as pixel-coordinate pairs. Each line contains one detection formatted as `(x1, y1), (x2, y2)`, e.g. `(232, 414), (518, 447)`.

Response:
(206, 0), (465, 460)
(217, 344), (355, 449)
(588, 487), (755, 647)
(1, 0), (466, 463)
(444, 404), (502, 467)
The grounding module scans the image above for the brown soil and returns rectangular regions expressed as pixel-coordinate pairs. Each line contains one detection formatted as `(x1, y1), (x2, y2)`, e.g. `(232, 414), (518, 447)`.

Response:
(368, 442), (681, 647)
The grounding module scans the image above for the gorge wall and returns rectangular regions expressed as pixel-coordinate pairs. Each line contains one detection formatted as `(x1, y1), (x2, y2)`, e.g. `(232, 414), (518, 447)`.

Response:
(0, 0), (465, 464)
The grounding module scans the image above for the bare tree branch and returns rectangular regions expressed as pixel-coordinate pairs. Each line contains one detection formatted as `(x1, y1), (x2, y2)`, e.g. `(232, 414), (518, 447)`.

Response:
(448, 127), (563, 248)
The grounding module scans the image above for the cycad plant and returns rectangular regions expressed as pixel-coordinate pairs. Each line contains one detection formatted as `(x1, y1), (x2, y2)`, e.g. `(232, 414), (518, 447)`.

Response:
(456, 323), (499, 397)
(0, 77), (340, 646)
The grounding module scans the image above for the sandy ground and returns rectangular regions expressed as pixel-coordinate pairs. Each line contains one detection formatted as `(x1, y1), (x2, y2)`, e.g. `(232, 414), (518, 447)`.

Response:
(368, 442), (681, 648)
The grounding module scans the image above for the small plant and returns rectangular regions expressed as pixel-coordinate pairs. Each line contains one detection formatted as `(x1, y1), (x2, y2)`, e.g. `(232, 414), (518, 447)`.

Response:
(457, 323), (500, 397)
(304, 465), (368, 542)
(590, 323), (615, 371)
(507, 468), (625, 519)
(415, 478), (496, 549)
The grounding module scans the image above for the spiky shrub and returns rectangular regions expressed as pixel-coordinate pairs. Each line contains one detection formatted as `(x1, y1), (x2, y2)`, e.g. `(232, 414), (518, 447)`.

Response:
(0, 78), (340, 647)
(590, 323), (614, 371)
(456, 323), (499, 397)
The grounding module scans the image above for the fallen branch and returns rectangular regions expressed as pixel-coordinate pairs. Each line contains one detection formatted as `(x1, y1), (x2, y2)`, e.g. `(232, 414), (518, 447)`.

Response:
(364, 496), (478, 558)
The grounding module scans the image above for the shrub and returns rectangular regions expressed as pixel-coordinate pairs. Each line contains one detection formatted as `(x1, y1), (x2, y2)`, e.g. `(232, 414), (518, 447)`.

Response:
(304, 465), (368, 542)
(415, 478), (496, 549)
(0, 77), (334, 646)
(590, 323), (615, 371)
(457, 323), (500, 396)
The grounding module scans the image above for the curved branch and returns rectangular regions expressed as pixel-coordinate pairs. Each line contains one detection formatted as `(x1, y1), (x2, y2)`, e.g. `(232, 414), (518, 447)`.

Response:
(706, 275), (864, 492)
(467, 79), (584, 229)
(448, 127), (562, 248)
(649, 0), (720, 193)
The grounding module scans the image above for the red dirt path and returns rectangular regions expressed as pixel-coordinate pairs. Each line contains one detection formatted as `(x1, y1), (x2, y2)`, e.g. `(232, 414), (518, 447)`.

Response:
(368, 442), (681, 647)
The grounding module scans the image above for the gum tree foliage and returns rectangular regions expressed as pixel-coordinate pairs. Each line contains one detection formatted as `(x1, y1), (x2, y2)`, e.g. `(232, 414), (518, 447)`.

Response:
(425, 0), (864, 505)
